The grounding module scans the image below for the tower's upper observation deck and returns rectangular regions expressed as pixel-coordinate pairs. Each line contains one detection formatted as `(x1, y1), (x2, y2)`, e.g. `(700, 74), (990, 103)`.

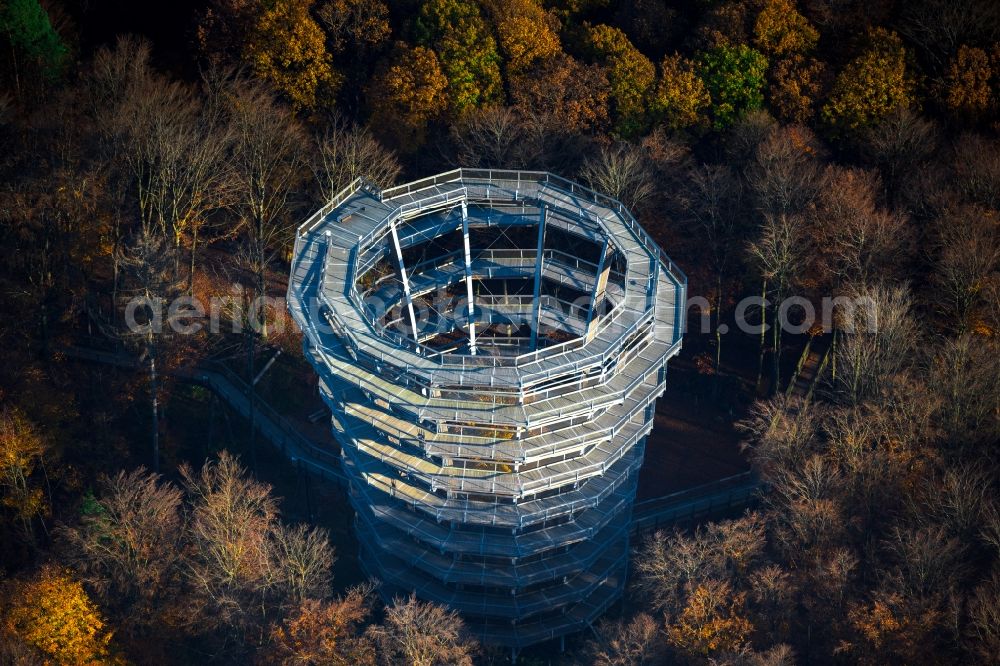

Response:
(289, 169), (686, 399)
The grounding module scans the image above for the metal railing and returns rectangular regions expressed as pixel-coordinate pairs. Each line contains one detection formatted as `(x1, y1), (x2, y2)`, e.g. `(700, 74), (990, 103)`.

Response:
(294, 169), (684, 378)
(299, 176), (382, 237)
(631, 472), (759, 535)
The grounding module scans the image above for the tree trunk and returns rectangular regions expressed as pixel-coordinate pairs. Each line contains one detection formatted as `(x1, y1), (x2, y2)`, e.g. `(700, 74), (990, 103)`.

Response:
(8, 35), (20, 100)
(149, 337), (160, 473)
(772, 294), (782, 395)
(830, 329), (838, 382)
(246, 305), (258, 474)
(755, 279), (768, 394)
(714, 274), (723, 380)
(188, 225), (199, 295)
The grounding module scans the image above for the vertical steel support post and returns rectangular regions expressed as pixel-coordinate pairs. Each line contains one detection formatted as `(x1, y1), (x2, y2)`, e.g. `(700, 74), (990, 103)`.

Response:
(530, 204), (546, 350)
(461, 200), (477, 354)
(586, 241), (611, 340)
(389, 218), (420, 343)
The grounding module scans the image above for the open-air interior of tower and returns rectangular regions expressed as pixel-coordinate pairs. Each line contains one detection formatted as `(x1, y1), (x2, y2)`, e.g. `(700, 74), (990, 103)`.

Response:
(287, 169), (687, 652)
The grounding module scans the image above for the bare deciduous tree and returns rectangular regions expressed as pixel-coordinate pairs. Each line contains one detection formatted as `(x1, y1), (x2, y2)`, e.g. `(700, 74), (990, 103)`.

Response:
(898, 0), (1000, 68)
(928, 334), (1000, 450)
(227, 81), (306, 470)
(747, 213), (811, 392)
(931, 204), (999, 332)
(746, 125), (824, 219)
(634, 528), (716, 615)
(881, 524), (967, 605)
(725, 110), (778, 167)
(739, 395), (819, 474)
(684, 164), (743, 377)
(831, 283), (916, 405)
(768, 455), (846, 557)
(964, 570), (1000, 662)
(749, 643), (797, 666)
(862, 108), (938, 200)
(268, 523), (336, 607)
(228, 79), (306, 321)
(814, 167), (911, 287)
(579, 142), (655, 211)
(313, 115), (401, 201)
(924, 463), (995, 540)
(119, 225), (181, 472)
(707, 513), (768, 581)
(179, 451), (278, 632)
(585, 613), (665, 666)
(749, 565), (794, 642)
(950, 134), (1000, 210)
(448, 106), (537, 169)
(56, 468), (183, 630)
(633, 514), (768, 616)
(366, 594), (478, 666)
(92, 36), (234, 290)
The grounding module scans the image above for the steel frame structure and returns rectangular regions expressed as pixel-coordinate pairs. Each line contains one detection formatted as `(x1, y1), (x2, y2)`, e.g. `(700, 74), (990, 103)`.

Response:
(287, 169), (686, 651)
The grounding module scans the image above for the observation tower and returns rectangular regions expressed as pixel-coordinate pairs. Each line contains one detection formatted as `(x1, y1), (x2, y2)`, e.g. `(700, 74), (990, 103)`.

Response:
(287, 169), (686, 651)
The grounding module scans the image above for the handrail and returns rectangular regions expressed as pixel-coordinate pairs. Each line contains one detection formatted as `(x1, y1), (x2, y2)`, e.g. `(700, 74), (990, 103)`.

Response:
(294, 168), (687, 377)
(299, 177), (382, 237)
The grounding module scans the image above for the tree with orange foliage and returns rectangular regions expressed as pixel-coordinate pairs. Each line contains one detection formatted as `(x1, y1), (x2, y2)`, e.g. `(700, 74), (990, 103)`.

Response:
(841, 590), (938, 664)
(2, 565), (118, 665)
(938, 45), (994, 123)
(666, 580), (754, 658)
(769, 54), (827, 123)
(509, 52), (610, 134)
(264, 585), (376, 665)
(483, 0), (560, 75)
(367, 43), (449, 151)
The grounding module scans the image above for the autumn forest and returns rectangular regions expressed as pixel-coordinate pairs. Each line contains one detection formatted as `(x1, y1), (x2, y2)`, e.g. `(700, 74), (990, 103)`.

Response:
(0, 0), (999, 663)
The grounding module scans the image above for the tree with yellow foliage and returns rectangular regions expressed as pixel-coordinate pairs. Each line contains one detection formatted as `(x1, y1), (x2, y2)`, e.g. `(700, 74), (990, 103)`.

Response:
(367, 43), (449, 150)
(753, 0), (819, 58)
(586, 24), (655, 138)
(753, 0), (825, 124)
(667, 580), (754, 658)
(821, 29), (915, 135)
(242, 0), (338, 111)
(2, 565), (117, 665)
(650, 53), (711, 132)
(938, 45), (994, 123)
(0, 406), (47, 539)
(482, 0), (561, 75)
